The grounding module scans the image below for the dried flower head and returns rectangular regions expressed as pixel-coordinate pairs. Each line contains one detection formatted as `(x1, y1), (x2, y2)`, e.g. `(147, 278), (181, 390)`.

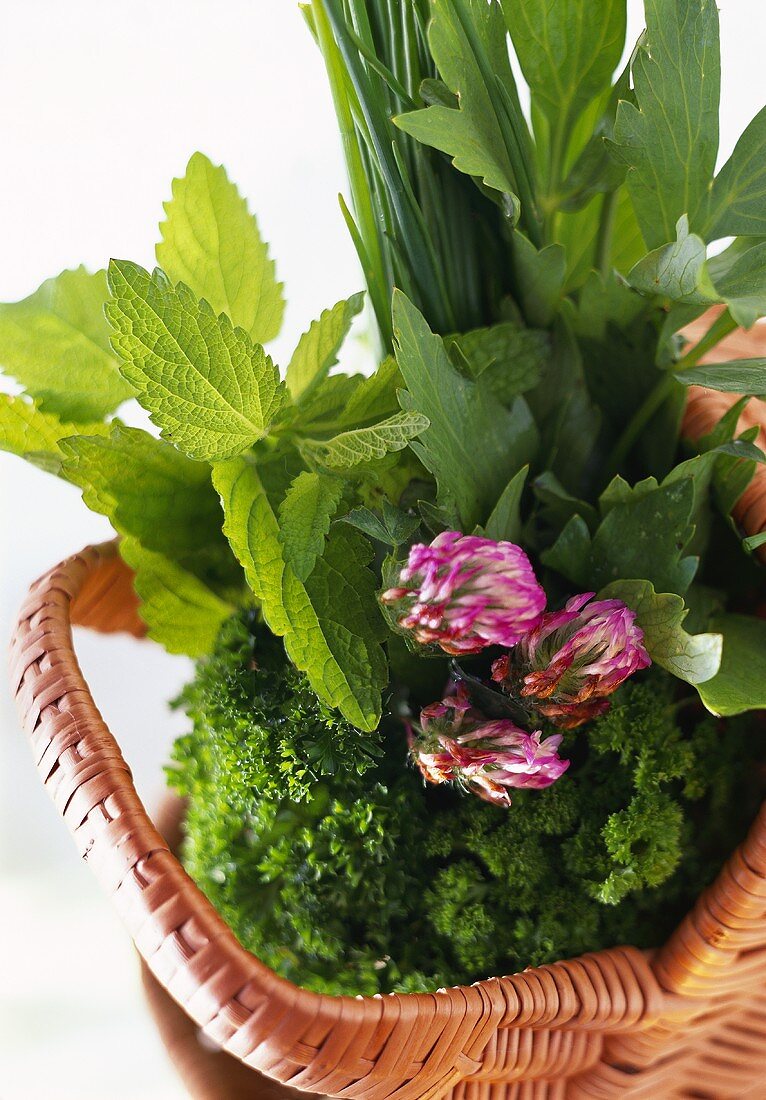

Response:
(409, 684), (569, 806)
(493, 593), (651, 729)
(381, 531), (546, 655)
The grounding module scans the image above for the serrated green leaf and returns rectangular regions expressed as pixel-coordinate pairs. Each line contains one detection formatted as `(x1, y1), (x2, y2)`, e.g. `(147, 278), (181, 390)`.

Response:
(278, 471), (344, 581)
(213, 458), (387, 730)
(393, 0), (527, 213)
(482, 465), (527, 542)
(0, 268), (134, 421)
(286, 292), (364, 401)
(339, 502), (420, 548)
(611, 0), (720, 248)
(708, 106), (766, 239)
(302, 411), (429, 470)
(156, 152), (284, 343)
(0, 393), (109, 471)
(600, 579), (722, 685)
(106, 260), (285, 460)
(120, 536), (233, 657)
(444, 323), (548, 405)
(502, 0), (626, 128)
(697, 613), (766, 715)
(674, 359), (766, 395)
(60, 425), (227, 575)
(393, 291), (539, 529)
(543, 478), (698, 595)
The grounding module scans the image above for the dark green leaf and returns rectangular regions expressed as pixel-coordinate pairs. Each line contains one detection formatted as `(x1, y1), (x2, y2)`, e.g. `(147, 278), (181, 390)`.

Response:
(482, 465), (528, 542)
(674, 359), (766, 395)
(697, 614), (766, 716)
(708, 106), (766, 239)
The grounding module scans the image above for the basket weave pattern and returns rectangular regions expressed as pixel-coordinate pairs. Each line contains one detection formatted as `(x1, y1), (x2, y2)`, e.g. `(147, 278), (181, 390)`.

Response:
(10, 325), (766, 1098)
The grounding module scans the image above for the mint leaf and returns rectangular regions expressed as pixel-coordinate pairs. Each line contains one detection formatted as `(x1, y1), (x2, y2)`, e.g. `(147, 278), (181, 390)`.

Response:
(393, 291), (538, 530)
(394, 0), (527, 213)
(674, 360), (766, 395)
(106, 260), (285, 460)
(213, 458), (387, 730)
(286, 292), (364, 402)
(482, 465), (528, 542)
(278, 471), (344, 581)
(0, 268), (133, 421)
(302, 411), (429, 470)
(502, 0), (626, 128)
(120, 536), (233, 657)
(0, 393), (109, 471)
(60, 425), (227, 573)
(697, 614), (766, 715)
(708, 106), (766, 239)
(612, 0), (720, 248)
(156, 152), (284, 343)
(600, 579), (722, 685)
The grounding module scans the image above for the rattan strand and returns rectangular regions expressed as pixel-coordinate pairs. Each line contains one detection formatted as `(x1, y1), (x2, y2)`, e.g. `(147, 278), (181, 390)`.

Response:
(10, 322), (766, 1098)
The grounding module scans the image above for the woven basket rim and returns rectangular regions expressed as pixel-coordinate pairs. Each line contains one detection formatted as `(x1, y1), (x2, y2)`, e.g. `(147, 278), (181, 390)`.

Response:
(10, 322), (766, 1097)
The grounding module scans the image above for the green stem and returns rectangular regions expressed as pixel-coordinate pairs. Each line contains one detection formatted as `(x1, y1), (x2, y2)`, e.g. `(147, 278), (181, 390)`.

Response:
(603, 310), (739, 482)
(595, 190), (619, 277)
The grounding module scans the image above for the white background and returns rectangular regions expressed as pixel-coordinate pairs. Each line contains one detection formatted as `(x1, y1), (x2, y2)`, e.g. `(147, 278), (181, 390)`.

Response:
(1, 2), (764, 1097)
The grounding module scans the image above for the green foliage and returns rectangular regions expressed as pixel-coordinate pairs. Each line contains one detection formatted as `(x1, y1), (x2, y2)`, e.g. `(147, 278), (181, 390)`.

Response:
(286, 293), (364, 401)
(611, 0), (720, 247)
(174, 632), (760, 992)
(0, 393), (110, 471)
(213, 458), (388, 731)
(0, 267), (133, 420)
(157, 152), (285, 344)
(107, 260), (286, 460)
(698, 614), (766, 716)
(301, 411), (429, 470)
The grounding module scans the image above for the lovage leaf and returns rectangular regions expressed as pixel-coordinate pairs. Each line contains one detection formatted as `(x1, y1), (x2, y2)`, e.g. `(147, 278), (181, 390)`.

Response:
(482, 465), (528, 543)
(708, 106), (766, 239)
(213, 458), (387, 730)
(611, 0), (720, 248)
(286, 292), (364, 402)
(60, 425), (227, 573)
(392, 291), (538, 530)
(0, 268), (134, 421)
(502, 0), (626, 128)
(628, 216), (710, 305)
(120, 536), (233, 658)
(543, 478), (698, 595)
(600, 579), (722, 685)
(394, 0), (529, 215)
(156, 152), (284, 343)
(674, 360), (766, 395)
(278, 471), (344, 582)
(106, 260), (285, 460)
(697, 614), (766, 716)
(302, 411), (429, 471)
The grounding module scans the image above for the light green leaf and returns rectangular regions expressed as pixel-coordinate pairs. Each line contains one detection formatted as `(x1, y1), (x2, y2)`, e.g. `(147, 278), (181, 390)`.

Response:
(674, 359), (766, 395)
(502, 0), (626, 127)
(302, 411), (429, 470)
(60, 425), (226, 572)
(600, 579), (722, 685)
(743, 531), (766, 552)
(483, 465), (528, 542)
(0, 393), (109, 471)
(120, 536), (233, 657)
(512, 236), (566, 327)
(628, 216), (711, 304)
(278, 471), (344, 581)
(611, 0), (720, 247)
(393, 291), (539, 530)
(106, 260), (285, 460)
(156, 152), (284, 343)
(697, 613), (766, 715)
(708, 106), (766, 239)
(393, 0), (528, 213)
(286, 292), (364, 401)
(213, 458), (387, 730)
(0, 268), (133, 421)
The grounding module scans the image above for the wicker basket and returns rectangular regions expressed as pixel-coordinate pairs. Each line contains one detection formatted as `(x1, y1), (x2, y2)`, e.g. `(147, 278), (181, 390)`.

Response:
(10, 323), (766, 1099)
